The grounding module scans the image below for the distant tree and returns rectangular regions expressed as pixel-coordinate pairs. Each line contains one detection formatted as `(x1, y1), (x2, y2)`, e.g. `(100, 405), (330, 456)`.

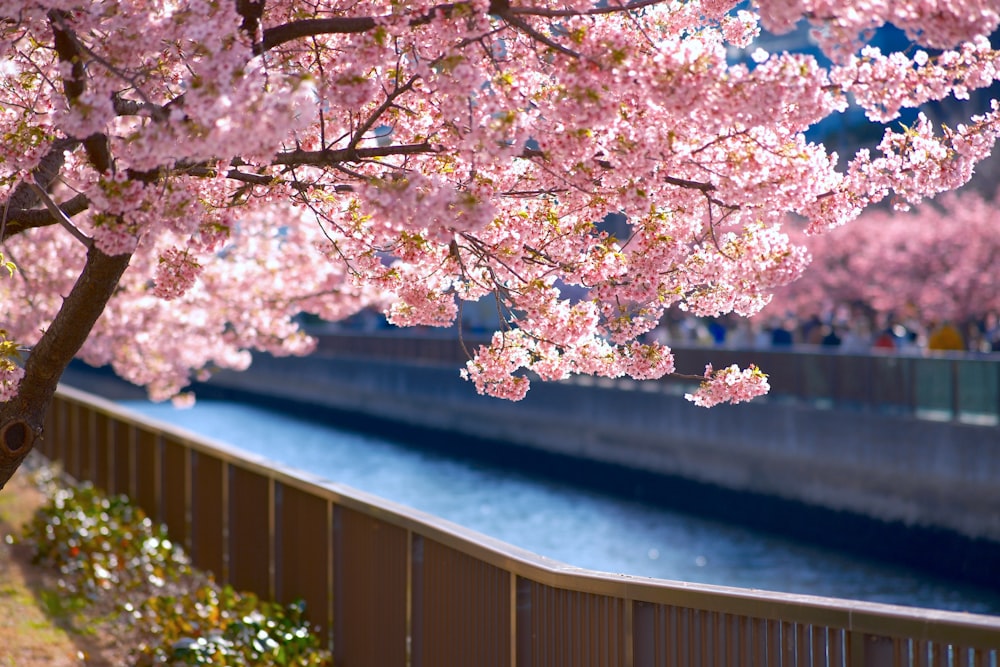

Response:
(2, 0), (999, 487)
(768, 188), (1000, 328)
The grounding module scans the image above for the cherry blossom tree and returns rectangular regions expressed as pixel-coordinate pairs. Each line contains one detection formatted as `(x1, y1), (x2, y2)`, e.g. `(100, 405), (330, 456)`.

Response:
(2, 0), (999, 488)
(767, 187), (1000, 328)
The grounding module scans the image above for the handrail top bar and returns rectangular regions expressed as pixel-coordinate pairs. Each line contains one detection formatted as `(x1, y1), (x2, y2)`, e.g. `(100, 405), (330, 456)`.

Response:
(52, 384), (1000, 647)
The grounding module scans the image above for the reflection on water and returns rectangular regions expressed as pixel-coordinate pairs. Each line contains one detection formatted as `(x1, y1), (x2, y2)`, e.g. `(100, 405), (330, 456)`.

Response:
(123, 399), (1000, 615)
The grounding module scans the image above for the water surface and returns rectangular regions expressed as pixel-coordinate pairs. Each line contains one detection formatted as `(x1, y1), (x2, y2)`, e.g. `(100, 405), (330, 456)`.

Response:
(122, 399), (1000, 615)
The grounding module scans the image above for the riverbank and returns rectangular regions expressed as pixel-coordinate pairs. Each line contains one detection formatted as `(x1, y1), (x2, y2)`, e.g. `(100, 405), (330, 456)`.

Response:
(0, 465), (122, 666)
(193, 351), (1000, 593)
(59, 357), (1000, 595)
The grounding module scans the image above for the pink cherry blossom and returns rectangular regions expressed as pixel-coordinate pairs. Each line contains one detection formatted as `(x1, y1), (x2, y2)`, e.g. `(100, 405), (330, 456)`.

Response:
(684, 363), (771, 408)
(0, 0), (997, 428)
(769, 185), (1000, 326)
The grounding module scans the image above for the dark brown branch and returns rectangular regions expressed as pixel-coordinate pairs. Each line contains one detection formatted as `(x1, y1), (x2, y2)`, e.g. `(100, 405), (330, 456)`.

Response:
(495, 10), (580, 58)
(663, 175), (717, 192)
(259, 0), (511, 53)
(236, 0), (266, 43)
(5, 138), (79, 211)
(49, 11), (113, 173)
(49, 10), (84, 100)
(506, 0), (664, 17)
(519, 150), (718, 194)
(261, 16), (378, 52)
(182, 165), (354, 192)
(25, 184), (92, 247)
(347, 75), (419, 154)
(272, 142), (438, 166)
(2, 193), (90, 241)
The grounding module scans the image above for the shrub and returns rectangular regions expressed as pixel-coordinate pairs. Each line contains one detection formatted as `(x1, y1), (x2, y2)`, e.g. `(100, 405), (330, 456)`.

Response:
(21, 470), (331, 666)
(132, 586), (329, 666)
(23, 480), (193, 601)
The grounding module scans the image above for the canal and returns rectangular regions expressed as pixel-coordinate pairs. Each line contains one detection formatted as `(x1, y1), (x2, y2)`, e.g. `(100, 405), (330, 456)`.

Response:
(120, 398), (1000, 617)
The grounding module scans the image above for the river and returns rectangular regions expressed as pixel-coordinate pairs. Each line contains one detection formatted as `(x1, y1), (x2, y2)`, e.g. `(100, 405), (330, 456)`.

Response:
(121, 398), (1000, 616)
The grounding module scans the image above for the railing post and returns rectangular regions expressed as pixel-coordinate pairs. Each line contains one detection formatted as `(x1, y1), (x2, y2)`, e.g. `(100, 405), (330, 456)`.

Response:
(632, 602), (657, 667)
(907, 356), (917, 416)
(951, 358), (961, 422)
(997, 359), (1000, 424)
(515, 578), (533, 667)
(849, 632), (895, 667)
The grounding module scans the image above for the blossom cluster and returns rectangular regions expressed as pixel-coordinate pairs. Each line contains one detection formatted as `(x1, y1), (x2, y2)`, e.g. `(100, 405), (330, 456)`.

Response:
(0, 361), (23, 403)
(684, 364), (771, 408)
(1, 0), (998, 408)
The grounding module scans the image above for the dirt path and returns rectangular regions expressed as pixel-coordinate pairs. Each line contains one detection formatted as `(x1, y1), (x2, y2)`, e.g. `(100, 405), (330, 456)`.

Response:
(0, 471), (122, 666)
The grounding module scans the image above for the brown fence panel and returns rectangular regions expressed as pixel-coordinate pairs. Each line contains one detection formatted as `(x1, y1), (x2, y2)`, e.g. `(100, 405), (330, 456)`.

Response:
(109, 419), (132, 498)
(333, 505), (408, 667)
(227, 466), (271, 596)
(40, 398), (59, 461)
(161, 439), (189, 548)
(811, 626), (834, 667)
(274, 481), (331, 643)
(830, 627), (848, 667)
(517, 579), (627, 667)
(78, 403), (97, 484)
(766, 619), (784, 667)
(41, 388), (1000, 667)
(632, 601), (658, 666)
(133, 429), (160, 521)
(849, 633), (895, 667)
(411, 536), (511, 667)
(636, 603), (780, 667)
(63, 400), (83, 480)
(92, 411), (112, 491)
(190, 451), (225, 579)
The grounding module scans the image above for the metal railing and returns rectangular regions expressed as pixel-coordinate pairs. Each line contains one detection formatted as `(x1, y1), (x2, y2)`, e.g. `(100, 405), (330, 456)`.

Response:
(38, 385), (1000, 667)
(314, 332), (1000, 425)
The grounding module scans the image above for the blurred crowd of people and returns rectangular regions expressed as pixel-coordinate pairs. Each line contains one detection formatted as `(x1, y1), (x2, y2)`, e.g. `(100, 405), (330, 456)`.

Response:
(316, 303), (1000, 356)
(650, 308), (1000, 355)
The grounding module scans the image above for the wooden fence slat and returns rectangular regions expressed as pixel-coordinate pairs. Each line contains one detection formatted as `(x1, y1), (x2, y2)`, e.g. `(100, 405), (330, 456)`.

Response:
(44, 389), (1000, 667)
(189, 451), (225, 578)
(227, 465), (271, 596)
(334, 506), (408, 667)
(273, 482), (332, 646)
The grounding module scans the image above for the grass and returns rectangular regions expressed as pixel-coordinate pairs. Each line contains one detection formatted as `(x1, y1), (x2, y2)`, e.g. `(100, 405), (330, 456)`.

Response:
(0, 466), (117, 666)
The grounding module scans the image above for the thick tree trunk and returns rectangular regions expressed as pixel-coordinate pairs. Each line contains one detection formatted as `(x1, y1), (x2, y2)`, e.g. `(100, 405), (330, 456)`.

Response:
(0, 246), (131, 490)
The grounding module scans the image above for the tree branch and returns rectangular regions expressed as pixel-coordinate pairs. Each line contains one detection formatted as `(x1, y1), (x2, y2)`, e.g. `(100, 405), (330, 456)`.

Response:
(48, 10), (113, 173)
(272, 142), (439, 166)
(235, 0), (266, 44)
(24, 183), (92, 247)
(259, 0), (512, 53)
(5, 138), (80, 211)
(1, 193), (90, 241)
(506, 0), (665, 17)
(0, 244), (132, 489)
(494, 10), (581, 58)
(260, 16), (378, 52)
(664, 175), (717, 192)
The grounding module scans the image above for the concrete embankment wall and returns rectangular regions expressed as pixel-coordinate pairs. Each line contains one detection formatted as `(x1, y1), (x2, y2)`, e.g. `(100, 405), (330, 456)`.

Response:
(205, 353), (1000, 550)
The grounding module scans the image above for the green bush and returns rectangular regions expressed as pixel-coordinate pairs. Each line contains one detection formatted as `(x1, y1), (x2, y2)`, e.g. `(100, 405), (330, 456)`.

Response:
(133, 586), (329, 666)
(21, 472), (331, 666)
(23, 481), (192, 600)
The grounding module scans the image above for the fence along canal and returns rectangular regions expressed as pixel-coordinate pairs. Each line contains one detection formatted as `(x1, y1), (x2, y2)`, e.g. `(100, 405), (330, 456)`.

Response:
(41, 384), (1000, 667)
